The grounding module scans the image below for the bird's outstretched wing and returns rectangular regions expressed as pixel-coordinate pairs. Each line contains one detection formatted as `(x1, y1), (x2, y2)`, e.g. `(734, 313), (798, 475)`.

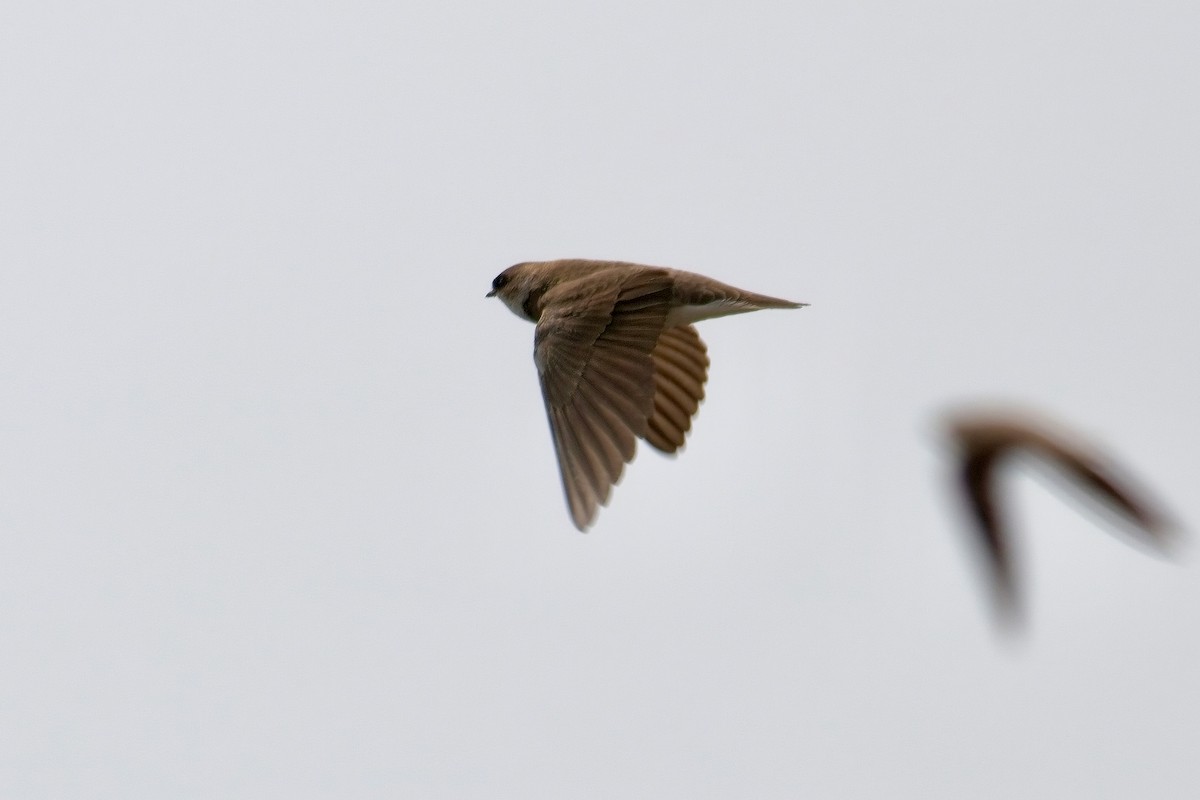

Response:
(644, 324), (709, 454)
(534, 269), (673, 530)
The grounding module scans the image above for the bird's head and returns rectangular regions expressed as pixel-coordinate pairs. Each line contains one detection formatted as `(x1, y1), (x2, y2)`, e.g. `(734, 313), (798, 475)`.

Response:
(486, 262), (558, 322)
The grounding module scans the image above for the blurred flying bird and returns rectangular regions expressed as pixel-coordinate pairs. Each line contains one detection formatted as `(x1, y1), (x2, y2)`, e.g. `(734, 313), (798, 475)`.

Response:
(942, 406), (1177, 626)
(488, 259), (806, 531)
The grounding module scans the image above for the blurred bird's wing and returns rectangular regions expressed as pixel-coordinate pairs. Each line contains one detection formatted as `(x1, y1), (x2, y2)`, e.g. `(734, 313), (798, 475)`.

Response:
(1029, 435), (1171, 544)
(534, 268), (673, 530)
(958, 447), (1019, 620)
(953, 418), (1176, 627)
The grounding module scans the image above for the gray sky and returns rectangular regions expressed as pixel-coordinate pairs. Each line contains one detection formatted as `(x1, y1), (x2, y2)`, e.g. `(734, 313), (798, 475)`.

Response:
(3, 2), (1199, 797)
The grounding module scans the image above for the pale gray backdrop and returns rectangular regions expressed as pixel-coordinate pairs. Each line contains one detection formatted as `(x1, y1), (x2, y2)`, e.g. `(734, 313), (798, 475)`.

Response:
(3, 2), (1199, 798)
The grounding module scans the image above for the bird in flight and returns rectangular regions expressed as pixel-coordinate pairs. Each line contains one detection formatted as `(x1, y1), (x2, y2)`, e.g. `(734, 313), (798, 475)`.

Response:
(488, 259), (806, 531)
(941, 406), (1176, 625)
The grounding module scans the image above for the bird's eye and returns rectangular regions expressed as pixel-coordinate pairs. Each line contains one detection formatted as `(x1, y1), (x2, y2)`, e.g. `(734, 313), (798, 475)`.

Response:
(492, 274), (509, 291)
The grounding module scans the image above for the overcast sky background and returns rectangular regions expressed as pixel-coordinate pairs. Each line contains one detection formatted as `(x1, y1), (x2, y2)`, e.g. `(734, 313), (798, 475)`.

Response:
(3, 2), (1200, 798)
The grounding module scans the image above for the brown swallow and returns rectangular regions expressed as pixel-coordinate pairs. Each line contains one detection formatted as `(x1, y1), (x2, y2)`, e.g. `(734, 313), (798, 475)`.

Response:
(488, 258), (807, 531)
(942, 407), (1176, 623)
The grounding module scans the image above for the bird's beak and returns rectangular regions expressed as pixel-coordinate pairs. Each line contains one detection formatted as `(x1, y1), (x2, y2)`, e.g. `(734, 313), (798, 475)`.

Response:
(486, 289), (496, 298)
